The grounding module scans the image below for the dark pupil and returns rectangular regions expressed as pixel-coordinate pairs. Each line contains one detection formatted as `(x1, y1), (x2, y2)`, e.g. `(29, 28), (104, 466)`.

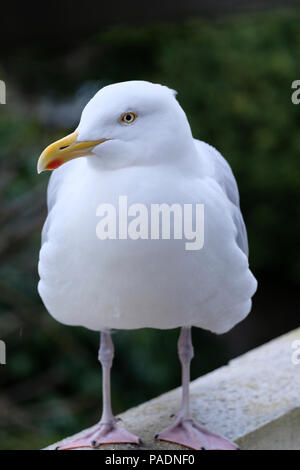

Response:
(125, 114), (132, 121)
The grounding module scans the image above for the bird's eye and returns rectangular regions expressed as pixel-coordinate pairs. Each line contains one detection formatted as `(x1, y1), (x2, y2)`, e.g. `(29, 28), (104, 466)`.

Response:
(121, 112), (137, 124)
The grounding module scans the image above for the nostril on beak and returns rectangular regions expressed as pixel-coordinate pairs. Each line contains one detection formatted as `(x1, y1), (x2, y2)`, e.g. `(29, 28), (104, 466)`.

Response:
(59, 145), (69, 150)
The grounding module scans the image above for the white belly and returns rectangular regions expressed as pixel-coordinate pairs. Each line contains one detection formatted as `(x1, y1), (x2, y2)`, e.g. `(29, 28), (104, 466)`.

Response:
(38, 161), (257, 334)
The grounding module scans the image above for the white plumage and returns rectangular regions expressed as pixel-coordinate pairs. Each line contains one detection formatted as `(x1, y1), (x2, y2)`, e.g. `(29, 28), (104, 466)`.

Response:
(38, 80), (257, 335)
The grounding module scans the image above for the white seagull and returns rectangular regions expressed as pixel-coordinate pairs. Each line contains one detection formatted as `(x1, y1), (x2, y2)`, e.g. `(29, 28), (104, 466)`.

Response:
(37, 81), (257, 450)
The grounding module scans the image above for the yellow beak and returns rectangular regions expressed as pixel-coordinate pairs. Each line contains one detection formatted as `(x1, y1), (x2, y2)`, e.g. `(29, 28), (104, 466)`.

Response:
(37, 130), (107, 174)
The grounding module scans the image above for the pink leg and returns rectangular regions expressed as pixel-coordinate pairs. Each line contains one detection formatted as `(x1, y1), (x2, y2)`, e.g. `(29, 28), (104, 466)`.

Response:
(155, 327), (238, 450)
(58, 331), (141, 450)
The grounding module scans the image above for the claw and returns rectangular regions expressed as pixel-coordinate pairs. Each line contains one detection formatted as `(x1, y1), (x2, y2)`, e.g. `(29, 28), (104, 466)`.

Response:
(156, 418), (238, 450)
(57, 422), (141, 450)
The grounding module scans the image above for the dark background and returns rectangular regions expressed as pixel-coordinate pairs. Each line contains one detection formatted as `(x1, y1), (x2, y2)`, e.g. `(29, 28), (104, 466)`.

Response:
(0, 1), (299, 449)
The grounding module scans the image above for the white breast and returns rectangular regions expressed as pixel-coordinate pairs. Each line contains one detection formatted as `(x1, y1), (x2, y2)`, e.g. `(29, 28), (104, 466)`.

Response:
(38, 158), (257, 334)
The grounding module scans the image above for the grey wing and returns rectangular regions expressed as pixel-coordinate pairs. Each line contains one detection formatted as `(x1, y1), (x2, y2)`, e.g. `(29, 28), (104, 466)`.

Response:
(41, 164), (71, 245)
(195, 140), (249, 257)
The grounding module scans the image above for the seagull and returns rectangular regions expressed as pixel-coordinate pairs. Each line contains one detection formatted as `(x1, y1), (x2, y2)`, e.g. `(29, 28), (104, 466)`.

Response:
(37, 80), (257, 450)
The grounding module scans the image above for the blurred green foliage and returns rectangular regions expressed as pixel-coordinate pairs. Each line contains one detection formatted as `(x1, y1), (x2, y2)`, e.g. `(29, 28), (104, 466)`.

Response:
(0, 9), (300, 449)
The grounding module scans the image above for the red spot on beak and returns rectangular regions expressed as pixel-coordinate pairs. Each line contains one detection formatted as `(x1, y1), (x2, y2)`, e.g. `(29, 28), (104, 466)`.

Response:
(46, 159), (64, 170)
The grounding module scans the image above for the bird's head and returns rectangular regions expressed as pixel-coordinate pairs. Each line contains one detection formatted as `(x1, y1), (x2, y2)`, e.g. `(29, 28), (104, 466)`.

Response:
(37, 81), (194, 173)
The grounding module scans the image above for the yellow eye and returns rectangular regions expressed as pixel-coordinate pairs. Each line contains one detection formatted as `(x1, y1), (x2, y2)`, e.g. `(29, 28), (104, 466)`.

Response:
(121, 112), (137, 124)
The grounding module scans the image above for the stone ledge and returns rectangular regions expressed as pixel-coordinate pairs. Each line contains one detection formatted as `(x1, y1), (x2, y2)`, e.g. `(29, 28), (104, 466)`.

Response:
(46, 327), (300, 450)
